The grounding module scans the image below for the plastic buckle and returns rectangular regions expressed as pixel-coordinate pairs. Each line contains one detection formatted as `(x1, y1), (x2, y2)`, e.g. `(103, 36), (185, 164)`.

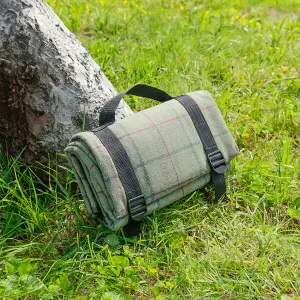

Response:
(128, 195), (147, 222)
(207, 150), (226, 174)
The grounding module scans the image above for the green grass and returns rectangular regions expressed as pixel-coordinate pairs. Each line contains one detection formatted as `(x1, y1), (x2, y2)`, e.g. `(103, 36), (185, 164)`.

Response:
(1, 0), (300, 298)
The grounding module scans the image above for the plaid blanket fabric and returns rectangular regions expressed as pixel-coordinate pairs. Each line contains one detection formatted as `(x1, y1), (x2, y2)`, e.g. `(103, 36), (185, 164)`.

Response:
(65, 90), (239, 230)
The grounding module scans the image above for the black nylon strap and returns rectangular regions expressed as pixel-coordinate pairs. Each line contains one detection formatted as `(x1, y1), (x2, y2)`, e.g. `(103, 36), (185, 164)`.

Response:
(99, 84), (173, 126)
(176, 95), (226, 201)
(94, 128), (146, 222)
(95, 84), (226, 237)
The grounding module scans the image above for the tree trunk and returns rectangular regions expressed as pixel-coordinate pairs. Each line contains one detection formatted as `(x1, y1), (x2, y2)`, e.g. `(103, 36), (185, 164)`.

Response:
(0, 0), (132, 164)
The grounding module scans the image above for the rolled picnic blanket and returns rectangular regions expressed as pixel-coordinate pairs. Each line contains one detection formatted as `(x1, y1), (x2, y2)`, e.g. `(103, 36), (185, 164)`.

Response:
(65, 84), (239, 231)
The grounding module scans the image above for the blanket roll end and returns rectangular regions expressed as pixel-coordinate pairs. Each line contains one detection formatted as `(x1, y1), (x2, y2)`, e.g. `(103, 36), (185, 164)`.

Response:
(65, 87), (239, 231)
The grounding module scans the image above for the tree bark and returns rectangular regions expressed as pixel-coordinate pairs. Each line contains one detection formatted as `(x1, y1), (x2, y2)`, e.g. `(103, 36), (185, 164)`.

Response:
(0, 0), (132, 164)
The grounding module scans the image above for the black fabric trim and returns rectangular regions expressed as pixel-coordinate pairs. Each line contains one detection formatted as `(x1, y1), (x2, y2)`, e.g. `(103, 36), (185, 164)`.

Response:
(94, 84), (226, 237)
(94, 128), (146, 222)
(176, 95), (226, 201)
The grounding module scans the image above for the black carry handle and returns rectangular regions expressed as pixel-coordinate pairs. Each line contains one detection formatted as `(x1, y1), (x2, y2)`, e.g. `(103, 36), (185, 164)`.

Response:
(99, 84), (173, 126)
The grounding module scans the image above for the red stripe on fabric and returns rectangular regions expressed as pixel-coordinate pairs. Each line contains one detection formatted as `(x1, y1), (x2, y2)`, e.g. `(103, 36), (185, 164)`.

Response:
(118, 104), (216, 140)
(201, 103), (217, 111)
(119, 113), (189, 140)
(90, 143), (126, 211)
(140, 111), (185, 198)
(91, 145), (105, 152)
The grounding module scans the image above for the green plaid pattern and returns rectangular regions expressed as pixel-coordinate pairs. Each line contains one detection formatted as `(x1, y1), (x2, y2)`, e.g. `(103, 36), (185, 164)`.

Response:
(65, 90), (239, 230)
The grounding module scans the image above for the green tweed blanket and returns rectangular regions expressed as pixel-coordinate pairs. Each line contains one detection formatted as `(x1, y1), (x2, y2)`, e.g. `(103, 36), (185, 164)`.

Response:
(65, 91), (239, 230)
